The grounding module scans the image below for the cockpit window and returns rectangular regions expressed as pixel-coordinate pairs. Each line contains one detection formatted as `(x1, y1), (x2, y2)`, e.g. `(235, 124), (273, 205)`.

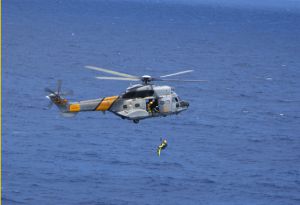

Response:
(122, 90), (154, 99)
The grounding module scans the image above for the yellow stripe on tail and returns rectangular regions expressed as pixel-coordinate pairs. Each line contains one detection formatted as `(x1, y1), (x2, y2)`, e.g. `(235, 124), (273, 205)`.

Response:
(96, 96), (118, 111)
(69, 104), (80, 112)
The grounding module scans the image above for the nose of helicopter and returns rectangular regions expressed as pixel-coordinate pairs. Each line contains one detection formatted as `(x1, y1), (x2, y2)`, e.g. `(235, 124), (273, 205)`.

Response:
(180, 101), (189, 108)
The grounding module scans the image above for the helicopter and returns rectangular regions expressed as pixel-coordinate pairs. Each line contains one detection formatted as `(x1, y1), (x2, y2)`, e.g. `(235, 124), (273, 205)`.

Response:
(45, 66), (206, 123)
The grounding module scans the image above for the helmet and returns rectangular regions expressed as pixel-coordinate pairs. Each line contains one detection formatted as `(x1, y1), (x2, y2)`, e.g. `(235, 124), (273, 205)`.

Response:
(163, 139), (167, 143)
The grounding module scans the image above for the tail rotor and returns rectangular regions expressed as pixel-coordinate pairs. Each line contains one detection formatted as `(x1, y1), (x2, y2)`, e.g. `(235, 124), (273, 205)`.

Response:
(44, 80), (73, 110)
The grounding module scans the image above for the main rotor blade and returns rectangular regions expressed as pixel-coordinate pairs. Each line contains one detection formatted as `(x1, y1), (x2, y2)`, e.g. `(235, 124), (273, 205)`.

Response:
(85, 65), (137, 78)
(95, 76), (140, 81)
(160, 70), (194, 78)
(154, 78), (208, 82)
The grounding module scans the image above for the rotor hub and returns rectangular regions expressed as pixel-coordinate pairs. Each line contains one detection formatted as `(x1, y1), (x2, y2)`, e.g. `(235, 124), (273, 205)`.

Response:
(141, 75), (152, 84)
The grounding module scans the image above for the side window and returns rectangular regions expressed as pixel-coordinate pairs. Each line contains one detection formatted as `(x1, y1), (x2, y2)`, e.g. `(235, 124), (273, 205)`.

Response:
(123, 90), (154, 99)
(123, 105), (128, 109)
(135, 103), (140, 107)
(136, 90), (154, 98)
(123, 92), (136, 99)
(172, 97), (179, 102)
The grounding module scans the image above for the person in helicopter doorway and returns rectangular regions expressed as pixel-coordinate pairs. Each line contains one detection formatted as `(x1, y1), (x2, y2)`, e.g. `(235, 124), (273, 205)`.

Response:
(147, 99), (159, 113)
(147, 99), (154, 113)
(157, 139), (168, 156)
(152, 99), (159, 112)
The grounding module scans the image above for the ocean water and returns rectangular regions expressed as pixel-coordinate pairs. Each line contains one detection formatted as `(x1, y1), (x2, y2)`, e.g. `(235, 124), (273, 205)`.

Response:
(3, 0), (300, 204)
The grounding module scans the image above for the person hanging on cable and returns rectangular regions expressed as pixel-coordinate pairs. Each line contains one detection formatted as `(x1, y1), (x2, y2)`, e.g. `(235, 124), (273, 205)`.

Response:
(157, 138), (168, 156)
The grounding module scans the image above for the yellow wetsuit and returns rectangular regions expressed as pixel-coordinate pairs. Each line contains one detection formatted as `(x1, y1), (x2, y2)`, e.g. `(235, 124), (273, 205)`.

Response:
(147, 101), (154, 113)
(157, 140), (168, 156)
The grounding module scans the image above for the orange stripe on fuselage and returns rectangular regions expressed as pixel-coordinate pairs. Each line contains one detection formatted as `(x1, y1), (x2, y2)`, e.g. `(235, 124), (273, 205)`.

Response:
(96, 96), (118, 111)
(69, 103), (80, 112)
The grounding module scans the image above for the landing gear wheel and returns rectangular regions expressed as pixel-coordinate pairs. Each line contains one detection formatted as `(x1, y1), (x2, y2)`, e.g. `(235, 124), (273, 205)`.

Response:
(133, 119), (139, 124)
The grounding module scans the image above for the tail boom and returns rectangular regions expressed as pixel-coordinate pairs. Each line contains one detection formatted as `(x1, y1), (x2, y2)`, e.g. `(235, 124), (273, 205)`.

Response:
(67, 96), (119, 113)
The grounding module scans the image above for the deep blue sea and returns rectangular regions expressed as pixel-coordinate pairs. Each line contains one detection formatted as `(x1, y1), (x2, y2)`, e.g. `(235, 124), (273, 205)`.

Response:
(3, 0), (300, 204)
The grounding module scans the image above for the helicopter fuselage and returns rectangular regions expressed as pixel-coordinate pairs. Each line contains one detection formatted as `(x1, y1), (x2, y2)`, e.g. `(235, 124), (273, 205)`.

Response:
(54, 84), (189, 123)
(110, 84), (189, 122)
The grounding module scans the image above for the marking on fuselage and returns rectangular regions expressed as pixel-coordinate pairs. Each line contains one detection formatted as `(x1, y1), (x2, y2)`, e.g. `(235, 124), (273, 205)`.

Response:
(69, 103), (80, 112)
(94, 98), (104, 111)
(95, 96), (118, 111)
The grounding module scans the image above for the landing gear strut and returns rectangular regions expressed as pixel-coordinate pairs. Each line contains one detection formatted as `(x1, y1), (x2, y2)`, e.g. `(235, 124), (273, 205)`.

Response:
(133, 119), (139, 124)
